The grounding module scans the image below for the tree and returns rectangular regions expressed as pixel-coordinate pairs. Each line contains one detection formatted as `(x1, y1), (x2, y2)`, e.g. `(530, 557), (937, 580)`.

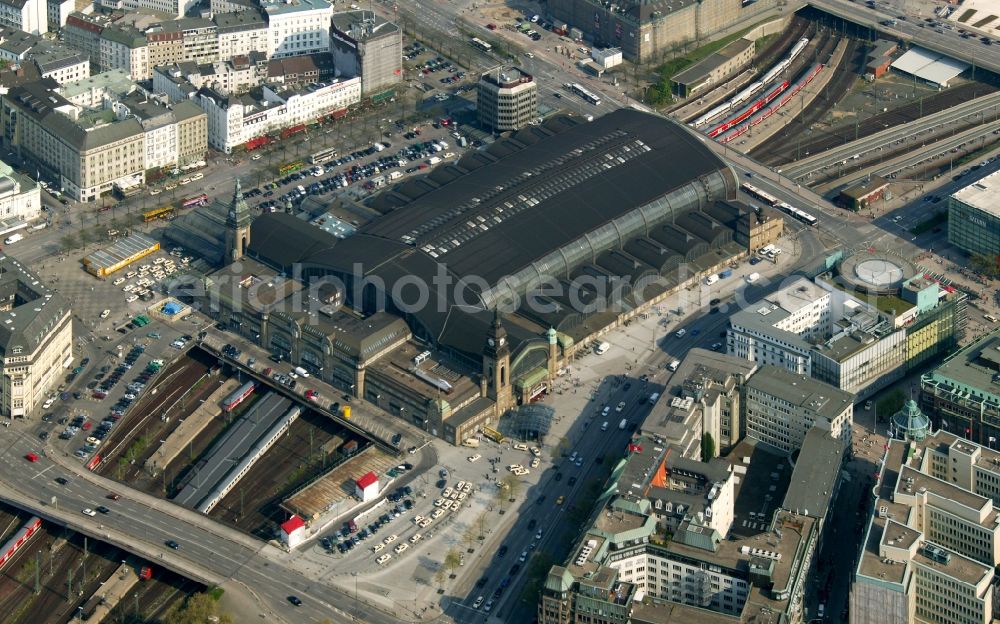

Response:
(476, 511), (488, 539)
(876, 389), (905, 423)
(462, 524), (478, 552)
(60, 233), (78, 253)
(701, 432), (715, 462)
(163, 592), (235, 624)
(494, 481), (508, 512)
(502, 473), (521, 502)
(971, 253), (1000, 279)
(433, 567), (446, 590)
(550, 437), (570, 460)
(444, 548), (461, 578)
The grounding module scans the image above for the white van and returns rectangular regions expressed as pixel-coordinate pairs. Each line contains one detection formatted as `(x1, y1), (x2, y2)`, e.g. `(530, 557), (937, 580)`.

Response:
(704, 274), (719, 286)
(986, 314), (999, 323)
(648, 392), (660, 404)
(595, 341), (610, 355)
(746, 272), (760, 284)
(668, 360), (681, 371)
(675, 329), (686, 338)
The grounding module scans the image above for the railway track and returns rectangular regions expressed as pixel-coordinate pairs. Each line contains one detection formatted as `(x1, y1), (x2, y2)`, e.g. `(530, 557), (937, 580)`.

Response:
(748, 37), (865, 164)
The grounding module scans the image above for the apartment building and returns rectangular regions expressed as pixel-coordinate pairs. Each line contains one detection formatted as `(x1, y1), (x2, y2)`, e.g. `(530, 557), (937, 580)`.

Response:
(0, 0), (46, 35)
(99, 25), (149, 80)
(46, 0), (73, 30)
(0, 255), (71, 419)
(57, 69), (136, 108)
(644, 348), (756, 457)
(114, 94), (206, 170)
(851, 433), (998, 624)
(215, 9), (266, 60)
(197, 76), (360, 152)
(153, 54), (265, 100)
(261, 0), (331, 59)
(744, 366), (853, 454)
(330, 11), (401, 96)
(477, 66), (538, 131)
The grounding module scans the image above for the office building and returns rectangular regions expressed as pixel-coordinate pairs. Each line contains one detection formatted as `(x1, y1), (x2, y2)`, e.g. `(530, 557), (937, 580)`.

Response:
(100, 25), (150, 80)
(539, 423), (845, 623)
(0, 26), (87, 84)
(921, 329), (1000, 447)
(744, 366), (853, 454)
(547, 0), (777, 63)
(330, 11), (401, 97)
(2, 80), (207, 200)
(46, 0), (73, 30)
(0, 254), (71, 419)
(57, 69), (136, 108)
(114, 93), (207, 170)
(728, 248), (965, 398)
(851, 432), (998, 624)
(477, 66), (538, 132)
(644, 348), (756, 457)
(948, 167), (1000, 258)
(261, 0), (331, 59)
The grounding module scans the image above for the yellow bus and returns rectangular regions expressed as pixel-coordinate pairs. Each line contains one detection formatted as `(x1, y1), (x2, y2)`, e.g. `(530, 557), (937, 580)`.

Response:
(278, 161), (304, 175)
(143, 205), (175, 222)
(483, 427), (504, 443)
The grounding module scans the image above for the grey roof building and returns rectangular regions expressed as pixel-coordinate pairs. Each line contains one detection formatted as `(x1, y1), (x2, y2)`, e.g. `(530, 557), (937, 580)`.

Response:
(744, 366), (854, 454)
(0, 253), (72, 418)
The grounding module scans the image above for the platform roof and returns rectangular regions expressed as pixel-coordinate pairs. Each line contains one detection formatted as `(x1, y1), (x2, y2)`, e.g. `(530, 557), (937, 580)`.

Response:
(890, 46), (969, 87)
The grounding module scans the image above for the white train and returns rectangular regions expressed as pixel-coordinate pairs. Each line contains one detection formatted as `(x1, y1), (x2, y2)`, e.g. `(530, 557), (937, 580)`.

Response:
(693, 37), (809, 128)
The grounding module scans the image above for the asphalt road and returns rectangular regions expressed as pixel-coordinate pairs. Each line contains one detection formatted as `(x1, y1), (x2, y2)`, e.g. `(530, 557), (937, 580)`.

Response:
(0, 425), (412, 624)
(811, 0), (1000, 73)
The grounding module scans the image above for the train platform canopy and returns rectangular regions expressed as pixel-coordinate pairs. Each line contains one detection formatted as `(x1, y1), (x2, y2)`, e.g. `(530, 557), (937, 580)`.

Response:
(82, 233), (160, 277)
(890, 47), (969, 88)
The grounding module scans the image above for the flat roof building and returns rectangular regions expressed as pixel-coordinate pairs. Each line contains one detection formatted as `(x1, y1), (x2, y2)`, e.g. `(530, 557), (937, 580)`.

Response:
(921, 329), (1000, 447)
(330, 10), (402, 97)
(948, 168), (1000, 258)
(477, 66), (538, 132)
(851, 431), (998, 624)
(672, 38), (754, 98)
(744, 366), (853, 454)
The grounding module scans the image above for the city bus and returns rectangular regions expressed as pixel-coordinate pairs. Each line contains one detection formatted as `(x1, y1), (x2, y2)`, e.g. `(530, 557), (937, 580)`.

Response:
(567, 83), (601, 105)
(310, 147), (338, 165)
(181, 193), (209, 209)
(278, 161), (304, 175)
(470, 37), (492, 52)
(143, 205), (175, 222)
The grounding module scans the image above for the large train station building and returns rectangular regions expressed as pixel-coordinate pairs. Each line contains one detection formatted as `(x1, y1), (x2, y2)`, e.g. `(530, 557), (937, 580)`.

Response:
(171, 110), (776, 444)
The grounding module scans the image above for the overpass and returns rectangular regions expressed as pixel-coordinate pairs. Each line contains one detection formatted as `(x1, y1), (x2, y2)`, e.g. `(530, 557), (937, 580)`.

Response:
(0, 431), (402, 624)
(805, 0), (1000, 76)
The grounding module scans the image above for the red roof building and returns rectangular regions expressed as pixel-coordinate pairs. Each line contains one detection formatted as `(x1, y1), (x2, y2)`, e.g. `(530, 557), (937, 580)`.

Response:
(280, 514), (306, 548)
(355, 471), (380, 502)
